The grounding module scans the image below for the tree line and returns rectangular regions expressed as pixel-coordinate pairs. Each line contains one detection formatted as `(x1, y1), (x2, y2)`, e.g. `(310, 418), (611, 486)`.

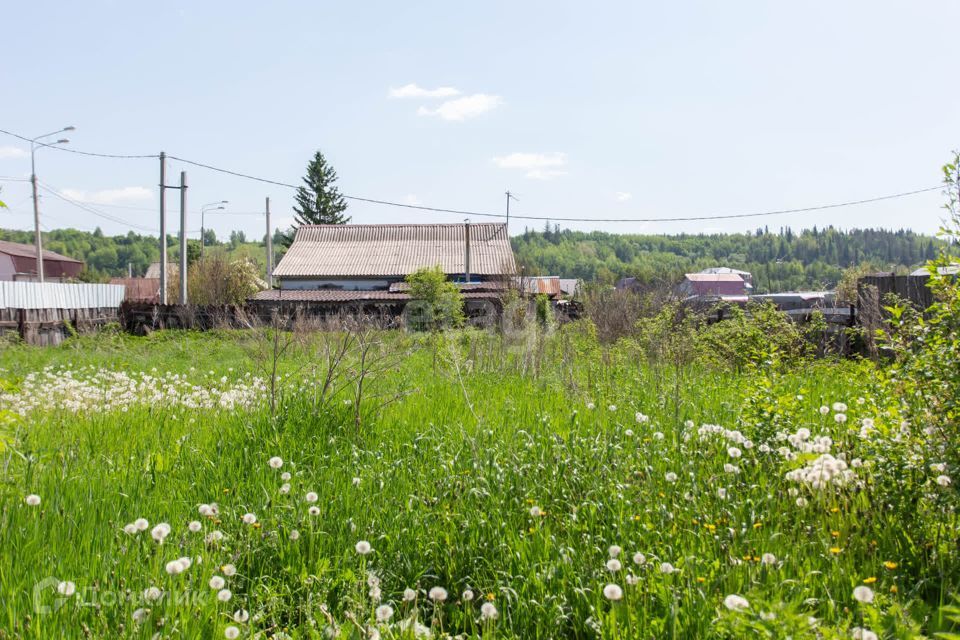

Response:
(512, 225), (945, 293)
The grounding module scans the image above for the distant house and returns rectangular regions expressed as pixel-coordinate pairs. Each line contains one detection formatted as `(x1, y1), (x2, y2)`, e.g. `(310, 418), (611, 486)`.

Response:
(697, 267), (753, 292)
(144, 262), (179, 279)
(0, 240), (83, 282)
(252, 223), (517, 319)
(679, 273), (748, 297)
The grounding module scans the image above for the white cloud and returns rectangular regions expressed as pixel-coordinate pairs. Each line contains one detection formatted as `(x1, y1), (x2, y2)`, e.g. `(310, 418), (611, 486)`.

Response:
(404, 194), (422, 206)
(61, 186), (153, 205)
(492, 152), (568, 180)
(0, 146), (28, 159)
(615, 191), (633, 202)
(389, 83), (461, 99)
(417, 94), (503, 121)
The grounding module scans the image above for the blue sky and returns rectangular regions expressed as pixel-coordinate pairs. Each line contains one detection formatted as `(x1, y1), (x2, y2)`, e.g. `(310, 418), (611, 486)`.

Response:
(2, 1), (959, 240)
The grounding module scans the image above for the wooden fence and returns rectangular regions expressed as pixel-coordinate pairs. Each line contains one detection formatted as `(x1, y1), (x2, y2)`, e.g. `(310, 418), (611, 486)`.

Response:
(0, 307), (121, 346)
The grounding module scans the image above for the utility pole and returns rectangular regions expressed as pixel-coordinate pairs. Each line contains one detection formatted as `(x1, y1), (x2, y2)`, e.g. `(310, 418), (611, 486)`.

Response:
(265, 196), (273, 288)
(505, 190), (518, 234)
(31, 170), (43, 284)
(178, 171), (188, 305)
(159, 151), (167, 304)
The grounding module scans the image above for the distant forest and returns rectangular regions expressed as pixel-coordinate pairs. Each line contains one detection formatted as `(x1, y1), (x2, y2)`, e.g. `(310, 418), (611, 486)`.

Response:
(0, 227), (286, 282)
(512, 225), (946, 293)
(0, 224), (946, 293)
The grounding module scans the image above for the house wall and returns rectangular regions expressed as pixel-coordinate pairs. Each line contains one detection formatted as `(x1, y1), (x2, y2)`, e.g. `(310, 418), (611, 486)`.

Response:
(280, 278), (393, 291)
(0, 255), (15, 281)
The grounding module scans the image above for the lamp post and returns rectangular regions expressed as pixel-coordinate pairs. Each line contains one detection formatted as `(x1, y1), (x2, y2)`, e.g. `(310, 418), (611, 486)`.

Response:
(30, 126), (74, 282)
(200, 201), (228, 257)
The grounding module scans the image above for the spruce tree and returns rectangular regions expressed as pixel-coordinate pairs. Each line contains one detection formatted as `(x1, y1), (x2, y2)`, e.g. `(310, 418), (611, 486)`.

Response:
(292, 150), (350, 226)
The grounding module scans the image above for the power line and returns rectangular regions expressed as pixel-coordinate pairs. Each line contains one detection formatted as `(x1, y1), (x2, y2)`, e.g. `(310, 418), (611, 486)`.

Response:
(37, 182), (159, 233)
(0, 128), (158, 159)
(3, 126), (946, 224)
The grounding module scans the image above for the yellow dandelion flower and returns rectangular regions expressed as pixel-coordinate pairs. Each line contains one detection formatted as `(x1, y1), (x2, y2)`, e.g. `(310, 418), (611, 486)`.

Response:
(696, 577), (705, 583)
(830, 531), (840, 538)
(753, 522), (763, 529)
(829, 547), (842, 555)
(890, 585), (898, 593)
(883, 561), (898, 570)
(863, 576), (877, 584)
(830, 507), (840, 513)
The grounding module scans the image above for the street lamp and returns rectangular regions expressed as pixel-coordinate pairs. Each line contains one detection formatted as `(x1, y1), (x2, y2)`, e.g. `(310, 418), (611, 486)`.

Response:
(200, 200), (228, 257)
(30, 126), (74, 282)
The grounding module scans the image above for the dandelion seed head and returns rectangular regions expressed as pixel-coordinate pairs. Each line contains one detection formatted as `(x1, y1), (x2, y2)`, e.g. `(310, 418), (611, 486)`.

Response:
(224, 625), (240, 639)
(723, 594), (749, 611)
(603, 583), (623, 601)
(188, 520), (202, 532)
(57, 581), (76, 597)
(428, 586), (448, 602)
(355, 540), (372, 555)
(376, 604), (394, 622)
(852, 586), (874, 603)
(268, 456), (283, 469)
(24, 494), (41, 506)
(217, 588), (232, 602)
(480, 601), (498, 620)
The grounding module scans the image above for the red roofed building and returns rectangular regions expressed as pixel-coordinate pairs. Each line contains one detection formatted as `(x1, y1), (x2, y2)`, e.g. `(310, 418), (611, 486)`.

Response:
(0, 240), (83, 282)
(679, 272), (748, 297)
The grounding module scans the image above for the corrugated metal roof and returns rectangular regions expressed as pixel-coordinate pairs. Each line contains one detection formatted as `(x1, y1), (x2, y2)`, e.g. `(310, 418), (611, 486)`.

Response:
(0, 282), (125, 309)
(250, 289), (500, 303)
(518, 276), (562, 296)
(685, 273), (744, 282)
(0, 240), (83, 263)
(273, 223), (517, 278)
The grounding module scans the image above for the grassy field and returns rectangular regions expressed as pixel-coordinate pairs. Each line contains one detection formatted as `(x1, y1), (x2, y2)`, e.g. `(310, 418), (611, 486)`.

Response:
(0, 325), (957, 639)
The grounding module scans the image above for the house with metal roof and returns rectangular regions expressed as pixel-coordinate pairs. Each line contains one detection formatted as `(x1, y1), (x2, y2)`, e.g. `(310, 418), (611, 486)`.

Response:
(0, 240), (83, 282)
(270, 222), (516, 293)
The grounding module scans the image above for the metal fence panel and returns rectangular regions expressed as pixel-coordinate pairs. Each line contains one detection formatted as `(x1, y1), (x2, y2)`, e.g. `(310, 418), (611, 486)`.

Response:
(0, 282), (126, 309)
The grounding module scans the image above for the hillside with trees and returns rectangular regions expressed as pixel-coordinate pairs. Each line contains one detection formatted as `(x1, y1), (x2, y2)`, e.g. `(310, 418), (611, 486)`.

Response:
(0, 227), (285, 283)
(512, 225), (944, 292)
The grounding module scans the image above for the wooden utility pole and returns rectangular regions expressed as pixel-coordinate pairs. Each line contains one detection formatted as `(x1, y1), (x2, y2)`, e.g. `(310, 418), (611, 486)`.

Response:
(265, 196), (273, 288)
(159, 152), (167, 304)
(178, 171), (188, 304)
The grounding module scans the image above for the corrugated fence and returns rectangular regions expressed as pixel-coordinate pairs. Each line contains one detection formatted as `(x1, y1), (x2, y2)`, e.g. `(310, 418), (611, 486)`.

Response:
(0, 282), (126, 310)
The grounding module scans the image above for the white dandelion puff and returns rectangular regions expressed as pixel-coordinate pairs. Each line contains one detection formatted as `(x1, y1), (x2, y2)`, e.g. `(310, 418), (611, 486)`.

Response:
(723, 594), (749, 611)
(241, 513), (256, 525)
(305, 492), (319, 503)
(224, 626), (240, 639)
(233, 609), (249, 623)
(209, 576), (225, 590)
(428, 586), (448, 602)
(268, 456), (283, 469)
(603, 583), (623, 601)
(852, 586), (874, 603)
(355, 540), (372, 555)
(217, 588), (232, 602)
(56, 581), (76, 597)
(481, 601), (498, 620)
(25, 494), (41, 506)
(188, 520), (202, 532)
(606, 558), (622, 572)
(376, 604), (394, 622)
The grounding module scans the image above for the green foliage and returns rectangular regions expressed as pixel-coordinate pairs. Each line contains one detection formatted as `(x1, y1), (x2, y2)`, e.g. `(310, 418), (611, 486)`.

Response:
(404, 266), (464, 331)
(182, 255), (267, 305)
(512, 225), (943, 293)
(696, 301), (807, 371)
(292, 150), (350, 227)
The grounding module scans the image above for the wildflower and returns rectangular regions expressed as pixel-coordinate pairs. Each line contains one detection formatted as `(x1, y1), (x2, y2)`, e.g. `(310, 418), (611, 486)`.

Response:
(936, 475), (952, 487)
(852, 628), (878, 640)
(797, 497), (808, 507)
(187, 520), (202, 532)
(727, 447), (742, 459)
(309, 506), (321, 516)
(242, 513), (257, 525)
(151, 523), (171, 544)
(289, 530), (300, 541)
(883, 561), (897, 570)
(863, 576), (877, 584)
(626, 574), (640, 585)
(717, 488), (727, 499)
(134, 517), (150, 531)
(832, 402), (848, 412)
(165, 560), (186, 575)
(659, 562), (675, 574)
(198, 504), (214, 517)
(723, 594), (749, 611)
(829, 547), (841, 554)
(355, 540), (372, 555)
(480, 601), (499, 620)
(665, 472), (678, 483)
(132, 608), (150, 624)
(633, 552), (646, 565)
(403, 588), (417, 602)
(760, 611), (776, 621)
(852, 585), (874, 603)
(723, 464), (739, 474)
(57, 581), (76, 597)
(279, 483), (291, 495)
(234, 609), (249, 623)
(222, 564), (237, 577)
(624, 429), (634, 437)
(529, 506), (542, 517)
(281, 471), (291, 481)
(429, 586), (448, 602)
(123, 523), (138, 535)
(352, 476), (361, 486)
(835, 413), (847, 424)
(143, 586), (163, 602)
(268, 456), (283, 469)
(608, 404), (617, 412)
(209, 576), (226, 590)
(603, 583), (623, 601)
(376, 604), (394, 622)
(225, 626), (240, 639)
(217, 589), (232, 602)
(306, 492), (319, 503)
(653, 432), (664, 440)
(761, 553), (777, 566)
(819, 406), (830, 415)
(206, 530), (225, 544)
(609, 545), (622, 558)
(606, 559), (622, 572)
(462, 589), (474, 601)
(635, 412), (649, 423)
(24, 494), (41, 506)
(586, 402), (595, 410)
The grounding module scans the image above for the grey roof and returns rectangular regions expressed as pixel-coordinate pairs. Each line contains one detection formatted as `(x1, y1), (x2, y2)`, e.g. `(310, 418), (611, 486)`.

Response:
(910, 264), (960, 277)
(0, 240), (82, 263)
(250, 289), (501, 303)
(273, 223), (517, 278)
